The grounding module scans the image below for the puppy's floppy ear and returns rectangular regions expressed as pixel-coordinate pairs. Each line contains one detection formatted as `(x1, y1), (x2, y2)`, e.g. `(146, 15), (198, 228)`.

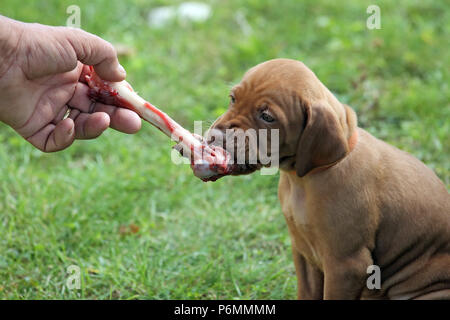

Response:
(295, 103), (349, 177)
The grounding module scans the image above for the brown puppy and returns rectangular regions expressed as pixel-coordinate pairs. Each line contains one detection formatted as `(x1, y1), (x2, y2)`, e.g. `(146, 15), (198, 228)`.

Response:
(209, 58), (450, 299)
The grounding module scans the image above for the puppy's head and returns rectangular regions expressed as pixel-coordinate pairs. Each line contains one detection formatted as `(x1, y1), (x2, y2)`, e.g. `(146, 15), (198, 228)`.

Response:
(208, 58), (357, 177)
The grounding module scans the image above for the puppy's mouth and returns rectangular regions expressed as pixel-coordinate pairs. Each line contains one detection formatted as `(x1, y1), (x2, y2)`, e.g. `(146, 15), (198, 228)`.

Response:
(278, 155), (296, 171)
(207, 136), (263, 176)
(231, 162), (263, 176)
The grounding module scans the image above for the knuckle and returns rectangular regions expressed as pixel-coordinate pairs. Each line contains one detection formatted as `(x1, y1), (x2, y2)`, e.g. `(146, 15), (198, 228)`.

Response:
(104, 42), (117, 59)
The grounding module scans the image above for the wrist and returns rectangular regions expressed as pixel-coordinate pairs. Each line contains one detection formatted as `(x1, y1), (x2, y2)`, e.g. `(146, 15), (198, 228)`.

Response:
(0, 16), (24, 77)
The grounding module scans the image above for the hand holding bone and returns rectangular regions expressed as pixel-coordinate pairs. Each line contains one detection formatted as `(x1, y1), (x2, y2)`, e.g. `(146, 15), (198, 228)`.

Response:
(0, 16), (141, 152)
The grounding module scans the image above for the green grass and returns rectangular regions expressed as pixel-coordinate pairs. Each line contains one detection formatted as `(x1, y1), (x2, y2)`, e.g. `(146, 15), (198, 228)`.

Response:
(0, 0), (448, 299)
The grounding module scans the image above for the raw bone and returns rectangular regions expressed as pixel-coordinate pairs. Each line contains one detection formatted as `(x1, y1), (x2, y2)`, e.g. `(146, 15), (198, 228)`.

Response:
(84, 66), (233, 181)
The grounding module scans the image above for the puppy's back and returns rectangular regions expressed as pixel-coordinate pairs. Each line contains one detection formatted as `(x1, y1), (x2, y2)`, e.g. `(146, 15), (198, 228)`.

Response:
(359, 129), (450, 299)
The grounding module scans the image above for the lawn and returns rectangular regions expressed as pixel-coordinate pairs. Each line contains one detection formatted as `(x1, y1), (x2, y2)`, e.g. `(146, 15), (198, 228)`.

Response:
(0, 0), (448, 299)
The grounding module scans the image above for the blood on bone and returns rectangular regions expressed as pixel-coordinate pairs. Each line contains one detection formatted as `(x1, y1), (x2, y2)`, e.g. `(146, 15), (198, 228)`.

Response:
(84, 67), (234, 181)
(190, 145), (195, 165)
(143, 102), (174, 133)
(116, 97), (138, 113)
(125, 83), (134, 92)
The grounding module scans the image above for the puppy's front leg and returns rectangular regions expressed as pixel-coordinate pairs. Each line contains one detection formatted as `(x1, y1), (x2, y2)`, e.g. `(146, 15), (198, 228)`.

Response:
(292, 249), (324, 299)
(323, 248), (373, 300)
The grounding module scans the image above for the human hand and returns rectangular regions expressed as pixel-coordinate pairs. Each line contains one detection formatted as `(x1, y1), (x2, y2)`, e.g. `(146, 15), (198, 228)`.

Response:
(0, 16), (141, 152)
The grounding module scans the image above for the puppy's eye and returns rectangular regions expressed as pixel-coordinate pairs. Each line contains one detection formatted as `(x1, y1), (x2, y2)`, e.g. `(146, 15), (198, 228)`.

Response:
(261, 112), (275, 123)
(229, 94), (236, 104)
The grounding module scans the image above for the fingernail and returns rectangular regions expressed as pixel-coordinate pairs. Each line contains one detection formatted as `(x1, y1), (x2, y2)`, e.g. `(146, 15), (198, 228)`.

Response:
(118, 64), (126, 76)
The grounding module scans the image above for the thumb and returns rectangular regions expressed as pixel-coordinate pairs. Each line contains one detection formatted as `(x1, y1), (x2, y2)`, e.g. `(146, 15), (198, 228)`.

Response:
(67, 28), (126, 82)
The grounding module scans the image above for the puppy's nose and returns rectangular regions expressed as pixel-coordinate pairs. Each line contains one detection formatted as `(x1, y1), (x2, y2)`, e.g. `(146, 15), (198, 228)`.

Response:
(214, 121), (240, 131)
(212, 122), (227, 131)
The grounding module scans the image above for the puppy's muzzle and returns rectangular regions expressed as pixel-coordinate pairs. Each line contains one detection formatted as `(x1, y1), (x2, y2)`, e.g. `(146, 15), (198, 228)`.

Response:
(206, 127), (262, 175)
